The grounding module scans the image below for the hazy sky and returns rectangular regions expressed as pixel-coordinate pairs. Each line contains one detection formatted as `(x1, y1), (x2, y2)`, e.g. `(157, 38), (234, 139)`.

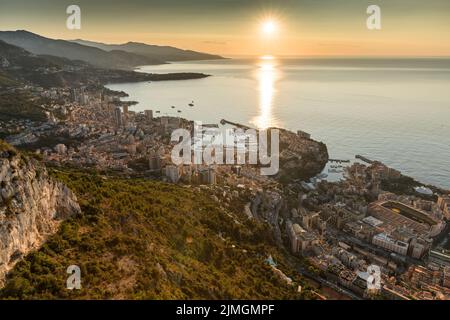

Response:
(1, 0), (450, 56)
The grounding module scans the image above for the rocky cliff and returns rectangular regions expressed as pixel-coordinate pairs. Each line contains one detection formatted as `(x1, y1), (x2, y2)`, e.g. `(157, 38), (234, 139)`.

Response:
(0, 143), (80, 286)
(276, 128), (329, 183)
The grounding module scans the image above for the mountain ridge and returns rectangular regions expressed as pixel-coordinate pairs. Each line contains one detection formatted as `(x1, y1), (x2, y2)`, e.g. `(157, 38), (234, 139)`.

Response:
(0, 30), (223, 70)
(0, 30), (164, 69)
(0, 39), (210, 89)
(71, 38), (225, 62)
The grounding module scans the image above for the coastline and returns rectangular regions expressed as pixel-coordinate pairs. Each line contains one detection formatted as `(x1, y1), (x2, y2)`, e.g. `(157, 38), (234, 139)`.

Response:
(106, 58), (450, 190)
(107, 81), (448, 194)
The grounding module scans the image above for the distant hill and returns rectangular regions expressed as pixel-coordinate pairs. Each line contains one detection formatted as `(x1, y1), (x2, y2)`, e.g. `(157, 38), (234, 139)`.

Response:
(0, 30), (164, 70)
(0, 40), (209, 88)
(72, 39), (225, 62)
(0, 30), (224, 70)
(0, 39), (88, 87)
(0, 39), (57, 69)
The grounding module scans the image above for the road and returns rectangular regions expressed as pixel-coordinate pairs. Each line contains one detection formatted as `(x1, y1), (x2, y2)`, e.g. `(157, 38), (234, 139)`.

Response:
(296, 266), (363, 300)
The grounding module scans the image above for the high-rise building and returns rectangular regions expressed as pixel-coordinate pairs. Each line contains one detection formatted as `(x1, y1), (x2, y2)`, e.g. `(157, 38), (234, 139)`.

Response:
(208, 168), (216, 185)
(122, 105), (129, 126)
(70, 88), (78, 102)
(114, 108), (122, 128)
(285, 220), (318, 254)
(144, 110), (153, 121)
(409, 238), (431, 259)
(301, 211), (320, 231)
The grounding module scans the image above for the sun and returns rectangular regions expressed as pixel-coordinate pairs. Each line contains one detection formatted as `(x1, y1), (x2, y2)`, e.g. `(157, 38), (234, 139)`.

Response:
(261, 19), (277, 36)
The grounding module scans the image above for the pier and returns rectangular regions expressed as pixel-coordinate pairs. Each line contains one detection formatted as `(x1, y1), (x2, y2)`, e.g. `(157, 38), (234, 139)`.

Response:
(220, 119), (252, 130)
(355, 155), (374, 164)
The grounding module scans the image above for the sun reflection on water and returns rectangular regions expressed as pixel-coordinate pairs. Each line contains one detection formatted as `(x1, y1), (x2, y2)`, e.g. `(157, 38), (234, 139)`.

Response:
(252, 56), (280, 129)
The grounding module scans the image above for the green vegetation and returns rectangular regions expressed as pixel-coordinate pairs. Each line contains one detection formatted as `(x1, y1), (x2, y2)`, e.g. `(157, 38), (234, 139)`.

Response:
(381, 176), (440, 201)
(0, 139), (17, 156)
(0, 71), (18, 87)
(17, 134), (81, 152)
(0, 91), (47, 122)
(0, 168), (314, 299)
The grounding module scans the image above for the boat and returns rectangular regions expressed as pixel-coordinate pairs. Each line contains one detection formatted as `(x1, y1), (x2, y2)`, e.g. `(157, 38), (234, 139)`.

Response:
(414, 186), (433, 195)
(316, 173), (328, 179)
(189, 101), (194, 107)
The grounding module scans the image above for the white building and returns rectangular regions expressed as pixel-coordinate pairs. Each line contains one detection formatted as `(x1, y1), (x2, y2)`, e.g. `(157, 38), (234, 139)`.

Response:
(372, 233), (409, 256)
(286, 220), (318, 254)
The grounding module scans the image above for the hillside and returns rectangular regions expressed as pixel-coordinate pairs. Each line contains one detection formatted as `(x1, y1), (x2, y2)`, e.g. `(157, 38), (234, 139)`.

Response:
(0, 91), (47, 122)
(0, 30), (164, 70)
(0, 71), (18, 87)
(0, 167), (315, 299)
(0, 31), (224, 70)
(0, 39), (59, 70)
(72, 39), (225, 62)
(0, 39), (89, 88)
(0, 40), (209, 89)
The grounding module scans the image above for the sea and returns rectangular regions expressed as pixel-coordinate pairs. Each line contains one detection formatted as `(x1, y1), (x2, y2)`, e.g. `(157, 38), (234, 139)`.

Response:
(106, 57), (450, 189)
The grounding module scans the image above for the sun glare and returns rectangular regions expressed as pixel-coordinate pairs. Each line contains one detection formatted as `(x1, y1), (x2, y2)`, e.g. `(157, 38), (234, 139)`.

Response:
(251, 56), (280, 129)
(262, 20), (277, 36)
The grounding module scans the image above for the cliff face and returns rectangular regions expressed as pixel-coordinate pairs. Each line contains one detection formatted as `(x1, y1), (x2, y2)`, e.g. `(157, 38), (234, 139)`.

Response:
(0, 147), (80, 286)
(0, 169), (312, 300)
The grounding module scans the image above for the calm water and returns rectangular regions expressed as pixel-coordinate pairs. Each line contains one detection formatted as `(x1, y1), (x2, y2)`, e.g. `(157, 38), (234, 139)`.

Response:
(107, 57), (450, 189)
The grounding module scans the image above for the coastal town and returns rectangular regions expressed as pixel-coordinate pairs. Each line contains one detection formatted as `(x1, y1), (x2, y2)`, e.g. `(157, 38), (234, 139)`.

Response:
(1, 80), (450, 300)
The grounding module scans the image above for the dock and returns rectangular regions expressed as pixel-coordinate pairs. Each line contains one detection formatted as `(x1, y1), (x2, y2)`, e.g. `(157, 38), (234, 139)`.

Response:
(355, 155), (374, 164)
(220, 119), (252, 130)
